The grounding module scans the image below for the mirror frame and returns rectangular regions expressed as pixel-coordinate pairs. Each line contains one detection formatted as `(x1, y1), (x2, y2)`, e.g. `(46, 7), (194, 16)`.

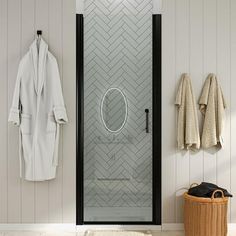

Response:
(100, 87), (128, 133)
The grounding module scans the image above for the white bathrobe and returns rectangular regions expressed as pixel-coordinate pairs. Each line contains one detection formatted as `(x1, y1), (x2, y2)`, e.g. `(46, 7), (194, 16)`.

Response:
(8, 38), (68, 181)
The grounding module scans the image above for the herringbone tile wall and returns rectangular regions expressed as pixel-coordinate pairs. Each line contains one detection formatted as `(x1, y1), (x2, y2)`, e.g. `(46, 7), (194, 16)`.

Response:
(84, 0), (153, 210)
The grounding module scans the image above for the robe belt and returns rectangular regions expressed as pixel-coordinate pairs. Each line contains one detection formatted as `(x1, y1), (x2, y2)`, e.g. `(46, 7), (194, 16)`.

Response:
(31, 95), (41, 179)
(53, 123), (59, 166)
(19, 129), (23, 178)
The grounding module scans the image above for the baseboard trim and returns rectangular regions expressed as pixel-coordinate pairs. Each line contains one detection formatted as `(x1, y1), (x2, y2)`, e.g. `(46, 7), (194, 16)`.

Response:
(0, 224), (162, 232)
(0, 224), (76, 231)
(0, 224), (161, 232)
(228, 223), (236, 231)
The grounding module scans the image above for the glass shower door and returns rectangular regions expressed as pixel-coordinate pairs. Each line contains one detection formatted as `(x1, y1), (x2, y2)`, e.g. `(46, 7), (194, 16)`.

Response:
(83, 0), (153, 223)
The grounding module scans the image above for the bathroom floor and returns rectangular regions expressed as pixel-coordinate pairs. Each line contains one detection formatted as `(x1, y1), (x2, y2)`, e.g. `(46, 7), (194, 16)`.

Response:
(1, 231), (236, 236)
(0, 232), (184, 236)
(0, 231), (236, 236)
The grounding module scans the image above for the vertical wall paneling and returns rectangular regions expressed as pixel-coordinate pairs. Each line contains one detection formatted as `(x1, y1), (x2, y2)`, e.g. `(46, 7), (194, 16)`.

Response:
(34, 0), (50, 223)
(175, 0), (190, 223)
(230, 0), (236, 223)
(0, 0), (8, 223)
(0, 0), (75, 223)
(161, 0), (176, 223)
(21, 0), (35, 223)
(162, 0), (236, 223)
(62, 0), (76, 223)
(216, 0), (231, 219)
(48, 0), (63, 223)
(189, 0), (204, 185)
(203, 0), (217, 183)
(7, 0), (22, 223)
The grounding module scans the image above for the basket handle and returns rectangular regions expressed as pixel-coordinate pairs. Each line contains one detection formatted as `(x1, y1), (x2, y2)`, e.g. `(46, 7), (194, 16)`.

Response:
(211, 189), (224, 199)
(190, 183), (198, 188)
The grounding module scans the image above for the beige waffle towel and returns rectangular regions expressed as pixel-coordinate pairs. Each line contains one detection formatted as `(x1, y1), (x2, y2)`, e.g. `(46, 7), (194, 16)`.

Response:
(199, 73), (227, 148)
(175, 74), (200, 150)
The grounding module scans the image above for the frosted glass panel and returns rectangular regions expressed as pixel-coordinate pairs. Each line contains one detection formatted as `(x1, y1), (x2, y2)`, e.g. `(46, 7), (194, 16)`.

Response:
(84, 0), (153, 222)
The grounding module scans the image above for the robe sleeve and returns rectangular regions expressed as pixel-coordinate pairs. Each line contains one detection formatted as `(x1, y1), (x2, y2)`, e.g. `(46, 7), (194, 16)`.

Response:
(8, 61), (22, 126)
(52, 58), (68, 124)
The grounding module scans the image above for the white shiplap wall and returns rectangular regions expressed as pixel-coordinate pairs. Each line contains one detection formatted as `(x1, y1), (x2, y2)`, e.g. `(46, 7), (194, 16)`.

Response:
(0, 0), (76, 223)
(162, 0), (236, 223)
(1, 0), (236, 225)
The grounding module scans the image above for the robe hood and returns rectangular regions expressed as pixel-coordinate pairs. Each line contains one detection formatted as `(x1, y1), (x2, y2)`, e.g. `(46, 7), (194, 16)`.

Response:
(30, 37), (48, 95)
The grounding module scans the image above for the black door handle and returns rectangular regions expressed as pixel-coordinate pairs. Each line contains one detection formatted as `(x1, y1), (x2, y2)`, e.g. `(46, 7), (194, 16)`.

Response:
(145, 109), (149, 133)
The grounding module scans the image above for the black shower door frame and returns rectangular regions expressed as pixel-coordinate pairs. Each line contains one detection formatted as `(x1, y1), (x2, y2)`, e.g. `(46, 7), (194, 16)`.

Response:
(76, 14), (162, 225)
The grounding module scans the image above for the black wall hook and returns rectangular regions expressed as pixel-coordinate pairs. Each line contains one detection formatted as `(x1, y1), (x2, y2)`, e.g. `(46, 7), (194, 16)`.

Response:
(37, 30), (42, 36)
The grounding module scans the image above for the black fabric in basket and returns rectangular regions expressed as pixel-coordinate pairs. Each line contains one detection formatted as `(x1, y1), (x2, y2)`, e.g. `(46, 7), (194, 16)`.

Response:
(188, 182), (233, 198)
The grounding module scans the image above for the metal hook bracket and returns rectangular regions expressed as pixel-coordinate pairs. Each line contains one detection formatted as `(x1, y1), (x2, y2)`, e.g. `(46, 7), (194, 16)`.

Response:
(37, 30), (42, 36)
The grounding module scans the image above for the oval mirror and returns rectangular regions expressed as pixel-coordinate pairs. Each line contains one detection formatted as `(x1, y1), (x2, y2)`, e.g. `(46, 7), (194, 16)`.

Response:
(101, 88), (128, 133)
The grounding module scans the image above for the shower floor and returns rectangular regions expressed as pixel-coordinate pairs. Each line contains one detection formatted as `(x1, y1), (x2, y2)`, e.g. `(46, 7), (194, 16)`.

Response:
(84, 207), (152, 222)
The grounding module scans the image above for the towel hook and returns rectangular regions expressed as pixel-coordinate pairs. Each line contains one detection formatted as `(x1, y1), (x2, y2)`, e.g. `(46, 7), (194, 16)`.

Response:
(36, 30), (42, 50)
(37, 30), (42, 36)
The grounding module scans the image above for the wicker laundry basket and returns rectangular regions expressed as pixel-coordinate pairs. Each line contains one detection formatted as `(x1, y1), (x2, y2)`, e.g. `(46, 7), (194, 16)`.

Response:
(184, 189), (228, 236)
